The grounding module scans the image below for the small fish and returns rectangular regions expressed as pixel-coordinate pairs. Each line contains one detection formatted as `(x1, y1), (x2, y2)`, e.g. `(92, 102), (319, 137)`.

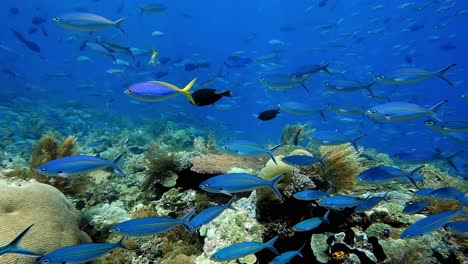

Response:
(282, 154), (326, 167)
(221, 140), (282, 164)
(393, 150), (463, 172)
(52, 12), (127, 35)
(124, 78), (197, 104)
(356, 165), (424, 187)
(138, 4), (167, 16)
(151, 30), (165, 37)
(199, 173), (284, 201)
(323, 80), (376, 97)
(109, 210), (194, 236)
(278, 101), (326, 120)
(191, 89), (231, 106)
(259, 74), (297, 91)
(318, 195), (362, 210)
(35, 152), (125, 177)
(309, 131), (365, 152)
(188, 197), (236, 232)
(445, 221), (468, 237)
(148, 47), (159, 65)
(290, 63), (332, 92)
(0, 224), (41, 257)
(401, 207), (464, 238)
(293, 190), (330, 201)
(10, 29), (40, 53)
(95, 38), (134, 60)
(258, 108), (280, 121)
(355, 192), (388, 213)
(326, 103), (366, 115)
(377, 64), (456, 86)
(84, 42), (117, 63)
(210, 236), (279, 261)
(366, 100), (448, 123)
(424, 119), (468, 133)
(403, 201), (428, 214)
(417, 187), (466, 203)
(269, 244), (304, 264)
(292, 211), (330, 232)
(38, 238), (127, 263)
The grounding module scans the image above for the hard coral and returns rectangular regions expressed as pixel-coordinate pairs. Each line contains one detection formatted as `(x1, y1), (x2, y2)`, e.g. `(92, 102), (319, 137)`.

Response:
(190, 154), (264, 175)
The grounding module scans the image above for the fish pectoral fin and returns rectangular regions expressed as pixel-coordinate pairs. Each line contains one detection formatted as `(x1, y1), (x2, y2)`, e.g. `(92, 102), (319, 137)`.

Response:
(219, 189), (233, 196)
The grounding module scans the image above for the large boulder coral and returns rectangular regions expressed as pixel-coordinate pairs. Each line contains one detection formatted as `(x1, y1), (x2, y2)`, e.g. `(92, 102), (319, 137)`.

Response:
(0, 179), (91, 264)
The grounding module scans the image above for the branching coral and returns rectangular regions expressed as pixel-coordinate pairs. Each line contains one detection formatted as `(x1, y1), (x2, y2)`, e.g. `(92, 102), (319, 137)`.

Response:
(319, 143), (365, 193)
(193, 134), (218, 155)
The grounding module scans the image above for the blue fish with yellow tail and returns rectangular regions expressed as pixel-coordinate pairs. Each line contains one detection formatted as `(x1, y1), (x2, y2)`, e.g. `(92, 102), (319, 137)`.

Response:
(293, 189), (330, 201)
(221, 140), (282, 165)
(401, 207), (465, 238)
(124, 78), (197, 104)
(210, 236), (279, 261)
(356, 165), (424, 188)
(34, 152), (125, 177)
(38, 237), (127, 263)
(318, 195), (362, 210)
(292, 210), (330, 232)
(0, 224), (40, 257)
(269, 243), (305, 264)
(365, 100), (448, 123)
(188, 197), (236, 232)
(109, 210), (194, 236)
(199, 173), (284, 201)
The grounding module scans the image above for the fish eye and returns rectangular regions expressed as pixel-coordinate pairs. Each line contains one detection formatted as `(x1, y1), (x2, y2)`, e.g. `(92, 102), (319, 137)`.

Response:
(219, 188), (224, 191)
(235, 150), (239, 153)
(40, 168), (46, 172)
(323, 82), (329, 86)
(43, 260), (49, 264)
(377, 75), (385, 80)
(52, 17), (59, 22)
(259, 77), (265, 82)
(203, 184), (209, 188)
(213, 256), (219, 260)
(291, 74), (297, 79)
(368, 109), (377, 114)
(425, 120), (434, 126)
(223, 146), (228, 149)
(57, 170), (63, 174)
(327, 103), (332, 107)
(126, 89), (133, 93)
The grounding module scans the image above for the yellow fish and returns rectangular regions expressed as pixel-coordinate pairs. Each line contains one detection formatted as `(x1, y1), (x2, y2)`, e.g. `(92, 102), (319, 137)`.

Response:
(148, 47), (159, 66)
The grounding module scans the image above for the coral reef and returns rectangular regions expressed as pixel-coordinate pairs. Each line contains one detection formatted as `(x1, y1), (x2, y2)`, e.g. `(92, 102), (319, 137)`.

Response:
(193, 134), (218, 155)
(190, 154), (264, 175)
(83, 201), (130, 232)
(280, 123), (315, 146)
(0, 178), (90, 264)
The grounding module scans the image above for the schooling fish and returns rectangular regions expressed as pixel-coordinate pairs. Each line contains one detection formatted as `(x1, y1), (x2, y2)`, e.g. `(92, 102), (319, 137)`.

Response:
(210, 236), (279, 261)
(292, 210), (330, 232)
(199, 173), (284, 201)
(187, 197), (236, 232)
(323, 80), (376, 97)
(290, 63), (332, 83)
(34, 152), (125, 177)
(38, 238), (127, 264)
(377, 64), (456, 86)
(445, 221), (468, 237)
(393, 150), (463, 172)
(318, 195), (362, 210)
(366, 100), (448, 122)
(424, 119), (468, 133)
(259, 74), (297, 91)
(0, 224), (41, 257)
(356, 165), (424, 187)
(326, 103), (366, 115)
(293, 189), (330, 201)
(278, 101), (327, 121)
(221, 140), (282, 164)
(138, 4), (167, 16)
(282, 154), (326, 166)
(269, 244), (305, 264)
(84, 42), (117, 63)
(109, 210), (194, 236)
(416, 187), (467, 205)
(403, 201), (428, 214)
(191, 89), (231, 106)
(401, 207), (464, 238)
(309, 131), (365, 152)
(354, 192), (388, 213)
(10, 29), (40, 53)
(52, 12), (127, 35)
(125, 78), (197, 104)
(258, 108), (280, 121)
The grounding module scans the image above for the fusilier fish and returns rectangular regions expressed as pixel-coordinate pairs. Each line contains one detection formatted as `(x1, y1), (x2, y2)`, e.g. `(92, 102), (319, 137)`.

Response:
(403, 201), (428, 214)
(445, 221), (468, 237)
(210, 236), (279, 261)
(377, 64), (456, 86)
(221, 140), (282, 164)
(293, 189), (330, 201)
(318, 195), (362, 210)
(278, 101), (326, 120)
(199, 173), (284, 201)
(366, 100), (448, 122)
(292, 211), (330, 232)
(401, 207), (464, 238)
(52, 13), (127, 35)
(356, 165), (424, 187)
(354, 192), (388, 213)
(323, 80), (376, 97)
(35, 153), (125, 177)
(187, 197), (236, 232)
(269, 244), (305, 264)
(125, 78), (197, 104)
(282, 154), (326, 166)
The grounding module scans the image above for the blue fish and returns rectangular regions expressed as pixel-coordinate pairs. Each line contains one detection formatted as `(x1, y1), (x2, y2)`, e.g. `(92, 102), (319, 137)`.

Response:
(38, 238), (127, 263)
(365, 100), (448, 123)
(355, 192), (388, 213)
(124, 78), (197, 104)
(210, 236), (279, 261)
(269, 243), (305, 264)
(414, 188), (435, 196)
(277, 101), (327, 120)
(293, 190), (330, 201)
(356, 165), (424, 188)
(281, 154), (326, 166)
(221, 140), (282, 165)
(199, 173), (284, 201)
(292, 211), (330, 232)
(403, 201), (428, 214)
(393, 150), (463, 172)
(445, 221), (468, 237)
(35, 152), (125, 177)
(188, 197), (236, 232)
(109, 210), (194, 236)
(318, 195), (362, 210)
(401, 208), (464, 238)
(309, 131), (365, 152)
(0, 224), (40, 257)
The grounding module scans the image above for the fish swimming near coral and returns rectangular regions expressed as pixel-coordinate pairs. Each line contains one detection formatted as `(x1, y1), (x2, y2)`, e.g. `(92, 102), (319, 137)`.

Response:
(278, 101), (327, 121)
(221, 140), (282, 164)
(309, 131), (365, 152)
(282, 154), (327, 166)
(0, 224), (41, 257)
(376, 64), (456, 86)
(445, 221), (468, 237)
(269, 243), (305, 264)
(187, 197), (236, 232)
(293, 189), (330, 201)
(109, 210), (194, 236)
(292, 210), (330, 232)
(34, 152), (126, 177)
(354, 192), (388, 213)
(210, 236), (279, 261)
(393, 149), (463, 172)
(403, 201), (428, 214)
(199, 173), (284, 201)
(401, 207), (465, 238)
(124, 78), (197, 104)
(356, 165), (424, 187)
(318, 195), (362, 210)
(38, 238), (127, 263)
(366, 100), (448, 123)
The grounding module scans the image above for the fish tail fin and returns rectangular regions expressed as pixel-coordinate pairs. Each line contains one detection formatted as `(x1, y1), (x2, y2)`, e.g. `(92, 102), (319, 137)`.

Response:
(127, 48), (135, 61)
(218, 90), (232, 97)
(322, 210), (331, 224)
(110, 54), (117, 64)
(181, 78), (197, 104)
(5, 224), (41, 257)
(226, 196), (237, 211)
(138, 5), (145, 16)
(322, 62), (332, 75)
(180, 209), (196, 232)
(116, 237), (128, 249)
(406, 165), (425, 189)
(113, 17), (127, 36)
(350, 135), (366, 153)
(267, 174), (284, 201)
(366, 81), (376, 97)
(297, 243), (306, 257)
(437, 63), (456, 85)
(264, 236), (280, 255)
(267, 144), (283, 165)
(429, 99), (448, 123)
(112, 152), (126, 176)
(318, 105), (327, 121)
(445, 150), (464, 172)
(300, 83), (310, 93)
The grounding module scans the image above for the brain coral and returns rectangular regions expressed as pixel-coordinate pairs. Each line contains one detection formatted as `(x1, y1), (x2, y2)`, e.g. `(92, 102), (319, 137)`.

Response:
(0, 179), (91, 264)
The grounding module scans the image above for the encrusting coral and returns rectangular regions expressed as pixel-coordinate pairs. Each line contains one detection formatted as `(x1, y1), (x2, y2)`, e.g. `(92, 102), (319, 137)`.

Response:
(190, 154), (264, 175)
